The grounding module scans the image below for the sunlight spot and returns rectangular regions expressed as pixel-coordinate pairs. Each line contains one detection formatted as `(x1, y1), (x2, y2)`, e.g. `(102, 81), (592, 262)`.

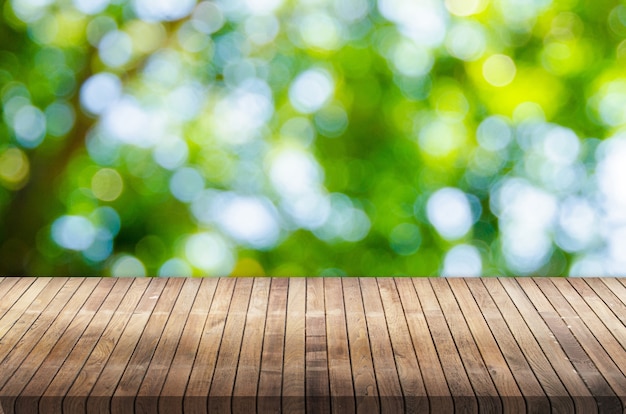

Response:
(170, 167), (204, 202)
(427, 187), (473, 240)
(185, 232), (234, 275)
(483, 54), (516, 87)
(289, 68), (334, 114)
(13, 105), (46, 148)
(153, 136), (188, 170)
(0, 148), (29, 189)
(446, 22), (486, 61)
(442, 244), (482, 276)
(418, 119), (466, 157)
(80, 73), (122, 115)
(391, 38), (433, 77)
(52, 215), (96, 251)
(158, 258), (193, 277)
(299, 12), (341, 51)
(111, 255), (146, 277)
(73, 0), (109, 15)
(216, 195), (280, 249)
(445, 0), (487, 16)
(191, 2), (225, 34)
(543, 126), (580, 165)
(476, 116), (512, 151)
(269, 148), (322, 197)
(133, 0), (196, 22)
(99, 30), (132, 68)
(91, 168), (123, 202)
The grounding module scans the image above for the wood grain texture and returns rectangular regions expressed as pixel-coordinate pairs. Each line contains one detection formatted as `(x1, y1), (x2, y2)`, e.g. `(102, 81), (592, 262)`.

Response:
(342, 277), (379, 414)
(500, 278), (599, 414)
(0, 277), (624, 414)
(324, 278), (354, 414)
(0, 278), (86, 388)
(159, 277), (218, 414)
(430, 278), (503, 413)
(67, 278), (161, 414)
(257, 278), (288, 414)
(208, 277), (253, 414)
(185, 277), (235, 414)
(283, 278), (306, 413)
(359, 278), (403, 414)
(135, 278), (199, 414)
(462, 278), (547, 414)
(447, 278), (527, 413)
(1, 278), (99, 414)
(0, 278), (60, 364)
(86, 278), (167, 414)
(0, 278), (20, 304)
(535, 278), (626, 411)
(479, 278), (574, 414)
(0, 278), (38, 320)
(40, 277), (135, 414)
(16, 278), (117, 414)
(306, 277), (330, 414)
(232, 277), (270, 414)
(413, 278), (478, 414)
(377, 278), (428, 414)
(395, 278), (452, 414)
(111, 278), (184, 414)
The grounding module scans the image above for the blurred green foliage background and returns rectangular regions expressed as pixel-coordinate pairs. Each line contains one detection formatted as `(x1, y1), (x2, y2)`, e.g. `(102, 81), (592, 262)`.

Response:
(1, 0), (625, 276)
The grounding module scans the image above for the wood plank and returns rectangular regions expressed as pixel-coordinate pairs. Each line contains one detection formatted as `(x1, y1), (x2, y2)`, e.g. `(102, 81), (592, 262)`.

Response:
(15, 278), (116, 414)
(376, 278), (428, 414)
(584, 279), (626, 327)
(0, 278), (37, 320)
(515, 277), (620, 414)
(394, 278), (453, 414)
(232, 278), (271, 414)
(0, 276), (624, 413)
(569, 279), (626, 358)
(449, 278), (536, 412)
(184, 277), (235, 414)
(0, 278), (97, 414)
(257, 278), (288, 414)
(0, 278), (81, 382)
(87, 279), (168, 413)
(306, 277), (331, 414)
(71, 278), (164, 414)
(324, 278), (355, 414)
(134, 278), (199, 414)
(412, 278), (477, 414)
(0, 278), (54, 346)
(85, 278), (167, 414)
(158, 277), (219, 414)
(0, 278), (20, 303)
(342, 277), (379, 414)
(110, 278), (184, 414)
(283, 277), (306, 413)
(479, 278), (574, 414)
(538, 279), (626, 408)
(499, 278), (598, 414)
(599, 278), (626, 315)
(359, 278), (403, 414)
(39, 278), (136, 414)
(208, 278), (254, 413)
(429, 279), (502, 413)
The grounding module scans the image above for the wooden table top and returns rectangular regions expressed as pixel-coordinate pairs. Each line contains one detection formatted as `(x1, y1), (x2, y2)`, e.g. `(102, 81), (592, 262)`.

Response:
(0, 277), (625, 413)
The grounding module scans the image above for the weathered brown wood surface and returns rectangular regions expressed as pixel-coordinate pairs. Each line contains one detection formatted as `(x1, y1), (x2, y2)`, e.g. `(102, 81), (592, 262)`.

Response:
(0, 277), (625, 413)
